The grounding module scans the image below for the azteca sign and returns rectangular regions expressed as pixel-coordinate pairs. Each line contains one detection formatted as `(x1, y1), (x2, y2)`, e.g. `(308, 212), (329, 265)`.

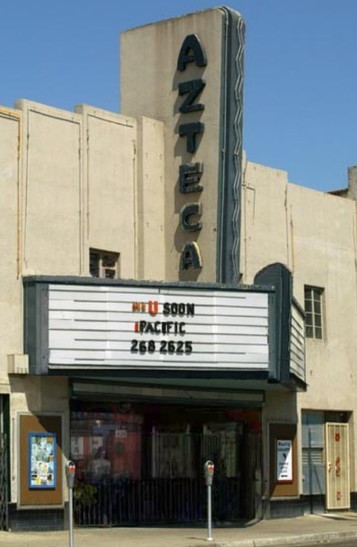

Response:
(177, 34), (207, 271)
(47, 284), (270, 371)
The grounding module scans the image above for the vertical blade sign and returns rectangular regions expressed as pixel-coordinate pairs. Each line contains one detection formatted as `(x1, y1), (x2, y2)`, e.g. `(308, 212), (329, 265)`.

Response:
(177, 34), (206, 271)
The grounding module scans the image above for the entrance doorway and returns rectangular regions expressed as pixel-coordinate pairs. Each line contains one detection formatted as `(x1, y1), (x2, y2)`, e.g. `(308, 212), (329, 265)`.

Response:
(70, 401), (262, 526)
(302, 410), (351, 513)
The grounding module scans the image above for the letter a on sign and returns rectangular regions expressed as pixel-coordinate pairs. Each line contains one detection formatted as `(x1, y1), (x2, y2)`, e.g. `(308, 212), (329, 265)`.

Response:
(177, 34), (207, 71)
(180, 242), (202, 270)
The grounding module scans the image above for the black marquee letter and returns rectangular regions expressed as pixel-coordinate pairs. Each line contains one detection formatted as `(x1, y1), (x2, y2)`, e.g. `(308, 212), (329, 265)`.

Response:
(177, 34), (207, 72)
(179, 163), (203, 194)
(180, 242), (202, 270)
(179, 79), (206, 114)
(179, 122), (204, 154)
(180, 203), (202, 232)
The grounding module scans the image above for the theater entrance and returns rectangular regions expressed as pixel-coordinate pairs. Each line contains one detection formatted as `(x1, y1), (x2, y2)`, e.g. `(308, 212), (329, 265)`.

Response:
(70, 400), (262, 526)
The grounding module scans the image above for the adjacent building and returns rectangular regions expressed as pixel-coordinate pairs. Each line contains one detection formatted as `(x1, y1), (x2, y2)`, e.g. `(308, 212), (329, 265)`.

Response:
(0, 7), (356, 531)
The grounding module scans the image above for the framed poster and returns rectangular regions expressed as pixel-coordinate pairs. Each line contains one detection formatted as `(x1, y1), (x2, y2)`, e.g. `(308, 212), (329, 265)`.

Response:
(28, 432), (57, 489)
(276, 439), (293, 483)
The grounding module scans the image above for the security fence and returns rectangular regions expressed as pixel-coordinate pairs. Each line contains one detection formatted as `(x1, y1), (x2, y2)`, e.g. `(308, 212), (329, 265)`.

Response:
(74, 476), (240, 526)
(73, 429), (245, 526)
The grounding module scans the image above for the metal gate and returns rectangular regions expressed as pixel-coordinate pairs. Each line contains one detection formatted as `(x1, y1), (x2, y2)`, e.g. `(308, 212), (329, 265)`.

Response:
(325, 422), (350, 510)
(73, 429), (246, 526)
(74, 476), (240, 526)
(0, 433), (9, 531)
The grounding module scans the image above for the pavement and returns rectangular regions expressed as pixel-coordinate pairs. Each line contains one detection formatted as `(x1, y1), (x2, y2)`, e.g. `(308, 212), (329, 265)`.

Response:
(1, 512), (357, 546)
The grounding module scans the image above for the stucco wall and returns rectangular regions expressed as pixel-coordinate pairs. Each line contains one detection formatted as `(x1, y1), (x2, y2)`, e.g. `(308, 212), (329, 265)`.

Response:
(0, 109), (23, 383)
(16, 101), (82, 276)
(6, 100), (166, 283)
(135, 116), (166, 281)
(76, 105), (136, 277)
(242, 158), (357, 491)
(242, 159), (357, 410)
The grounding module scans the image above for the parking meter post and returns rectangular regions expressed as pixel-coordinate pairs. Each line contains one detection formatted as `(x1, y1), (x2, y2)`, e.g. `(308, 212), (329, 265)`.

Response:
(207, 483), (212, 541)
(204, 460), (214, 542)
(65, 461), (76, 547)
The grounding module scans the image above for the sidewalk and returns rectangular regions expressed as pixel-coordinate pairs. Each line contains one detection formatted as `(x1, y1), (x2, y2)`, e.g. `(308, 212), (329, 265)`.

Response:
(1, 513), (357, 546)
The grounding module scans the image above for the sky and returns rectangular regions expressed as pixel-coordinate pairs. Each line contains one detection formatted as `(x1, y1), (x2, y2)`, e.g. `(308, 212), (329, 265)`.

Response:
(1, 0), (357, 192)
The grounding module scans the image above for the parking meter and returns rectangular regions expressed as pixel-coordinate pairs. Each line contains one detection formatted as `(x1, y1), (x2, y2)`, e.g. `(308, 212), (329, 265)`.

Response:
(65, 461), (76, 547)
(204, 460), (214, 541)
(204, 460), (214, 486)
(65, 460), (76, 489)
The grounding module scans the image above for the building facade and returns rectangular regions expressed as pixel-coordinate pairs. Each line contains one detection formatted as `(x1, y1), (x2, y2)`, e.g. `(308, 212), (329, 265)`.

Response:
(0, 7), (356, 531)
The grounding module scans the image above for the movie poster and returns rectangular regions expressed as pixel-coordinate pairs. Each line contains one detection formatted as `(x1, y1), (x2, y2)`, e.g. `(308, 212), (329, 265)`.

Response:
(276, 439), (293, 483)
(28, 433), (56, 489)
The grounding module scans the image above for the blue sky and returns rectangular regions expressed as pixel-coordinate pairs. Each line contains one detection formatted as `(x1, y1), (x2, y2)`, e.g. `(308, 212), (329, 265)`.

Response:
(1, 0), (356, 192)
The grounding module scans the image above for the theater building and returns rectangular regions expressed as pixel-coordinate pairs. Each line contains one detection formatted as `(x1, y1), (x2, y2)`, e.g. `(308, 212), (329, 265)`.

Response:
(0, 7), (356, 531)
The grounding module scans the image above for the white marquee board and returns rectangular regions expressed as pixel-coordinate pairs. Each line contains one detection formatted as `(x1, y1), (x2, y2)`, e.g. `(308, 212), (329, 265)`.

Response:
(48, 284), (270, 371)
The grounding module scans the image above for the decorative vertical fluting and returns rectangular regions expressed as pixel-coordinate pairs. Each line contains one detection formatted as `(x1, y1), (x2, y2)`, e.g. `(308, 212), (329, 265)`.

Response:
(216, 8), (245, 284)
(231, 15), (245, 284)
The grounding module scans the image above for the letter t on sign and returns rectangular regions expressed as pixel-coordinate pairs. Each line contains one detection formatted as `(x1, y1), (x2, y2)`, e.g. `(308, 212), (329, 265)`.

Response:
(179, 123), (204, 154)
